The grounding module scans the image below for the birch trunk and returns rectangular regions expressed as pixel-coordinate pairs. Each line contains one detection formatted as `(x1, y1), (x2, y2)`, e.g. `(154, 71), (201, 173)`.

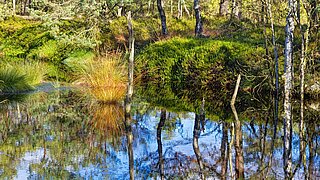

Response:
(283, 0), (295, 177)
(12, 0), (16, 15)
(126, 11), (135, 180)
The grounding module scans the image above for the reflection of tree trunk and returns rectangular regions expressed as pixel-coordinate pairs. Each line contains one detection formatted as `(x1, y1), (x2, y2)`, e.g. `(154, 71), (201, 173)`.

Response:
(221, 122), (228, 180)
(307, 123), (315, 180)
(231, 74), (244, 179)
(125, 12), (135, 180)
(265, 0), (279, 174)
(157, 110), (166, 180)
(193, 114), (204, 179)
(259, 117), (269, 177)
(297, 1), (309, 177)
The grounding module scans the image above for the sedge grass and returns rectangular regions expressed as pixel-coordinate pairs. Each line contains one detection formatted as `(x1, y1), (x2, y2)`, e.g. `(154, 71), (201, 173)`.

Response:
(0, 62), (47, 93)
(80, 55), (127, 102)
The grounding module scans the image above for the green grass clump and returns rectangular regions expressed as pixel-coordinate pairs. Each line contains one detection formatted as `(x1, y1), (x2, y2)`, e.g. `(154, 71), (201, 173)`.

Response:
(0, 67), (33, 93)
(0, 62), (47, 93)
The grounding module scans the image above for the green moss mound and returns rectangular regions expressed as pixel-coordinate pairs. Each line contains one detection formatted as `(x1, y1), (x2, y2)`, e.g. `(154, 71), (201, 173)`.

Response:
(136, 37), (265, 94)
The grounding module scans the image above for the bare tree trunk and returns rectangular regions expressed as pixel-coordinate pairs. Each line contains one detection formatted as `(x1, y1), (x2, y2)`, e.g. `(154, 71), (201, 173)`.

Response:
(194, 0), (203, 37)
(12, 0), (16, 15)
(182, 0), (190, 17)
(126, 11), (135, 180)
(178, 0), (182, 18)
(157, 110), (166, 180)
(283, 0), (295, 177)
(170, 0), (173, 14)
(118, 0), (124, 17)
(157, 0), (168, 36)
(231, 75), (244, 179)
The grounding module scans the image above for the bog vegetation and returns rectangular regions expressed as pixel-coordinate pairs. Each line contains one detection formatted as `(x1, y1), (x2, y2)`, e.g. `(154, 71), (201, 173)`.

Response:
(0, 0), (319, 179)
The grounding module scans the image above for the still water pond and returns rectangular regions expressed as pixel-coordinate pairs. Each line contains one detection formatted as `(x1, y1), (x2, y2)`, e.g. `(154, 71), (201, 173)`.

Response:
(0, 84), (319, 179)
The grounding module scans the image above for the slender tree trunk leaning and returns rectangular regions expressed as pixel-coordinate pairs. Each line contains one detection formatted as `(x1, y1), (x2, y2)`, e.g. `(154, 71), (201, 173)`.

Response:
(283, 0), (295, 177)
(157, 110), (166, 180)
(126, 11), (135, 180)
(231, 74), (244, 179)
(194, 0), (203, 37)
(219, 0), (229, 16)
(157, 0), (168, 36)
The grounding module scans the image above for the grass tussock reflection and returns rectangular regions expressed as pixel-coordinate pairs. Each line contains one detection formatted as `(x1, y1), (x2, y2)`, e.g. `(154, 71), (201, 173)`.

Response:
(89, 102), (124, 143)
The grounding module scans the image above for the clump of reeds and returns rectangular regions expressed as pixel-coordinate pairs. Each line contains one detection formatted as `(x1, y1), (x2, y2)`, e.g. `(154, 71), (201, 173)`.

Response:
(80, 54), (127, 102)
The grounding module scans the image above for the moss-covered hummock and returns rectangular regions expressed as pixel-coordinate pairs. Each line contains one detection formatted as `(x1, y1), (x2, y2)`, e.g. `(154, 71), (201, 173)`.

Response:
(136, 37), (265, 93)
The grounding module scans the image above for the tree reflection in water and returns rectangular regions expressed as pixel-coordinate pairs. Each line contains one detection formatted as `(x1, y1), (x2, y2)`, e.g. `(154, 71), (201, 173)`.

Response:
(0, 82), (319, 179)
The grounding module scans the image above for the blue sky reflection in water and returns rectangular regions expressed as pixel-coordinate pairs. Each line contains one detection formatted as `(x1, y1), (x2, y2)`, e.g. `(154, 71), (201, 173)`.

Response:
(0, 89), (319, 179)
